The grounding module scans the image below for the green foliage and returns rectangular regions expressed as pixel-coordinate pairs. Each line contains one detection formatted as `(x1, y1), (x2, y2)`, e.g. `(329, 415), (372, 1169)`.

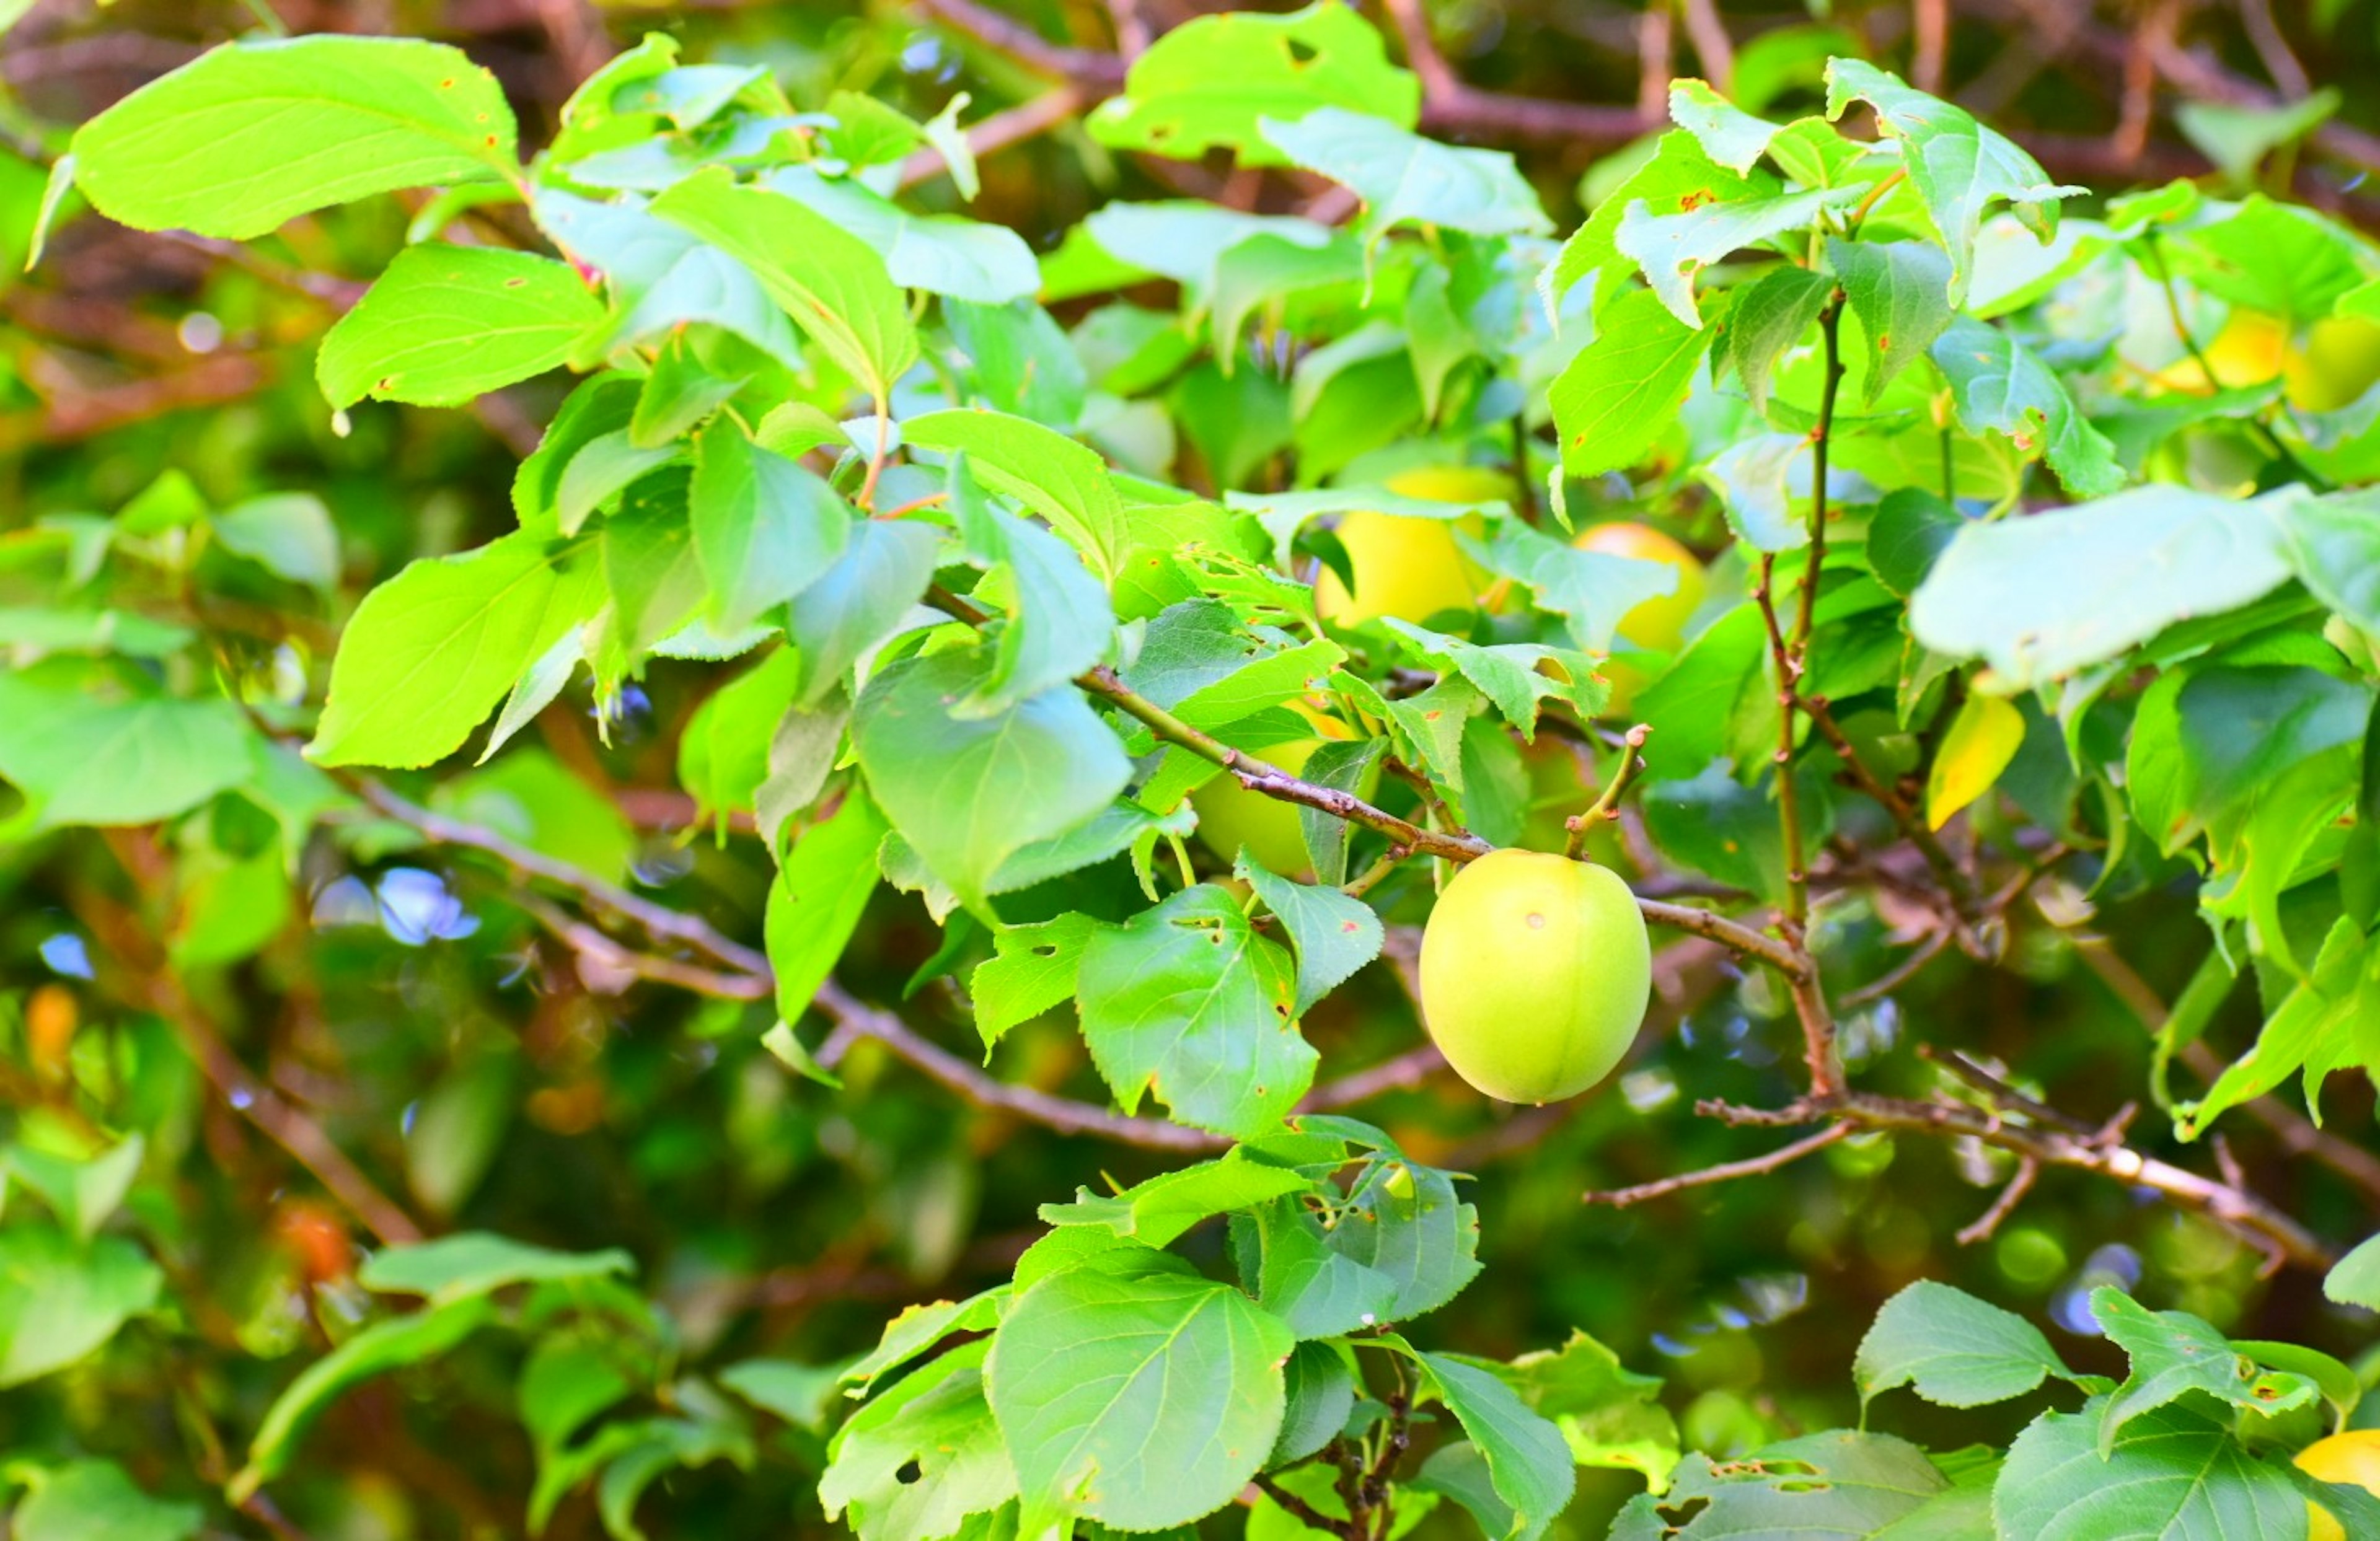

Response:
(16, 6), (2380, 1538)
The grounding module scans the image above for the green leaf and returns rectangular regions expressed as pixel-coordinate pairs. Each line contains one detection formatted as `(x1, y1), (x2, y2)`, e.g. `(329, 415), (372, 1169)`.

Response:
(532, 190), (800, 361)
(2181, 195), (2369, 325)
(358, 1232), (633, 1304)
(905, 408), (1131, 580)
(1867, 486), (1965, 599)
(648, 167), (918, 404)
(787, 520), (945, 708)
(954, 500), (1115, 720)
(1910, 484), (2296, 687)
(1854, 1280), (2072, 1409)
(0, 667), (253, 829)
(1828, 238), (1954, 406)
(1667, 79), (1791, 174)
(985, 1267), (1294, 1532)
(1416, 1353), (1576, 1541)
(677, 648), (801, 825)
(1075, 884), (1314, 1138)
(2093, 1288), (2316, 1453)
(1549, 288), (1715, 481)
(853, 644), (1130, 909)
(2278, 491), (2380, 634)
(752, 694), (845, 850)
(766, 169), (1038, 304)
(972, 913), (1103, 1048)
(1297, 738), (1385, 887)
(689, 418), (852, 633)
(71, 36), (518, 239)
(1259, 108), (1551, 250)
(594, 467), (703, 663)
(311, 533), (594, 768)
(1041, 1150), (1311, 1247)
(1546, 131), (1768, 314)
(1319, 1159), (1479, 1320)
(236, 1297), (494, 1499)
(1237, 861), (1383, 1014)
(1620, 187), (1853, 327)
(718, 1358), (842, 1433)
(1382, 619), (1605, 736)
(5, 1138), (144, 1242)
(1825, 58), (2082, 305)
(1994, 1402), (2306, 1540)
(1271, 1342), (1358, 1465)
(317, 246), (598, 410)
(1612, 1430), (1949, 1540)
(823, 1343), (1016, 1541)
(0, 1229), (161, 1387)
(2325, 1229), (2380, 1312)
(1244, 1197), (1402, 1339)
(2184, 917), (2373, 1136)
(1087, 1), (1419, 165)
(1718, 264), (1834, 417)
(2176, 89), (2341, 180)
(1472, 518), (1682, 656)
(211, 493), (340, 590)
(1485, 1330), (1678, 1488)
(519, 1336), (636, 1455)
(843, 1288), (1010, 1395)
(1698, 434), (1814, 551)
(8, 1462), (200, 1541)
(1928, 315), (2122, 497)
(765, 791), (888, 1022)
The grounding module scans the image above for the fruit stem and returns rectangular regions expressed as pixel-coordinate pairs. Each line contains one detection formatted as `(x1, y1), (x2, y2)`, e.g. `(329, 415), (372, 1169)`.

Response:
(1563, 723), (1651, 859)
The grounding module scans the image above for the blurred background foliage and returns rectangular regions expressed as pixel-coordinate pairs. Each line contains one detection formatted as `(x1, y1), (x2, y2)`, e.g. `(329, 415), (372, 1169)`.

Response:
(5, 0), (2380, 1536)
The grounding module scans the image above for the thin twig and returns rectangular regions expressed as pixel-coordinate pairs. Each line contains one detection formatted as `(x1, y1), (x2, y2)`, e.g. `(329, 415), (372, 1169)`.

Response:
(1839, 928), (1952, 1008)
(1700, 1091), (2332, 1272)
(350, 778), (769, 977)
(1677, 0), (1735, 94)
(1582, 1125), (1849, 1208)
(1253, 1473), (1354, 1539)
(76, 846), (423, 1247)
(1955, 1157), (2038, 1245)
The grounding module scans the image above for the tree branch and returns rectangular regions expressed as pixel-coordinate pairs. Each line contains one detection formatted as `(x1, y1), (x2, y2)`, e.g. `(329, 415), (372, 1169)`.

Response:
(813, 981), (1220, 1152)
(1582, 1125), (1849, 1208)
(74, 844), (423, 1247)
(1701, 1090), (2332, 1273)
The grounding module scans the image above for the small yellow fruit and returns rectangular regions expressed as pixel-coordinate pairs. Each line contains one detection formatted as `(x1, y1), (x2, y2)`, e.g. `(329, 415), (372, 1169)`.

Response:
(1572, 522), (1707, 716)
(2149, 311), (2288, 394)
(1417, 850), (1651, 1104)
(2286, 316), (2380, 413)
(1312, 466), (1509, 627)
(2296, 1429), (2380, 1541)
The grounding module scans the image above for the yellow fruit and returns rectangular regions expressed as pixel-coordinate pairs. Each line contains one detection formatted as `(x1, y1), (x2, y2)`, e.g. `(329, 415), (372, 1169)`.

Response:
(1572, 522), (1707, 716)
(1312, 466), (1509, 627)
(1190, 703), (1357, 878)
(2297, 1429), (2380, 1541)
(2286, 316), (2380, 413)
(2149, 312), (2287, 393)
(1417, 850), (1651, 1104)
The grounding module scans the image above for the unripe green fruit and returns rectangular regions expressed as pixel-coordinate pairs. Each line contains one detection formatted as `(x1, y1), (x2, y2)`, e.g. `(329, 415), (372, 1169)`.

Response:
(1417, 849), (1651, 1104)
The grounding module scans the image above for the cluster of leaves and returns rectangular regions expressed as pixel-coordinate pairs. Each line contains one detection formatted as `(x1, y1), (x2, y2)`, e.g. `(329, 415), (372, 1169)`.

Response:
(9, 1), (2380, 1537)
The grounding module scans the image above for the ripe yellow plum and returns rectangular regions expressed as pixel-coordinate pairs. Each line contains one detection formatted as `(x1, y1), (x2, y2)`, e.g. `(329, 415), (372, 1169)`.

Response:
(1312, 465), (1510, 627)
(2296, 1429), (2380, 1541)
(1573, 522), (1707, 716)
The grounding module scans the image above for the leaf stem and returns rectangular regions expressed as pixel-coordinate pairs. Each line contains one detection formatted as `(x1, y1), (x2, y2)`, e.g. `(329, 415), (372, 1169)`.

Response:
(1843, 165), (1907, 235)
